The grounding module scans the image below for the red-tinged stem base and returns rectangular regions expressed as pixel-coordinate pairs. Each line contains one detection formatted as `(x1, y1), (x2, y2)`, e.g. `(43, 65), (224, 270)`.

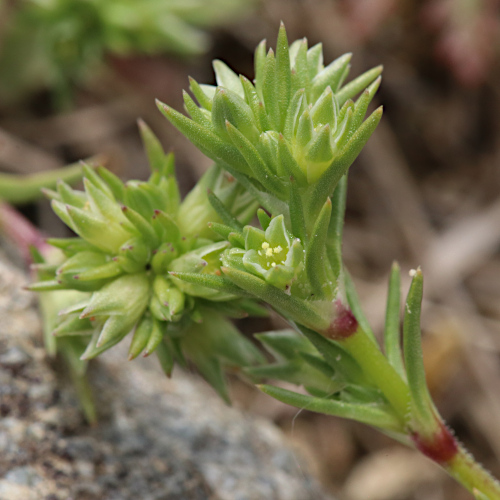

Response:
(412, 422), (500, 499)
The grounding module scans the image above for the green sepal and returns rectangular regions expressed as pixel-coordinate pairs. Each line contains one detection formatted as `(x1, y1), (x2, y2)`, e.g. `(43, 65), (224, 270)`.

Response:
(335, 65), (383, 106)
(259, 384), (402, 431)
(403, 268), (437, 433)
(123, 182), (155, 218)
(305, 198), (333, 298)
(384, 262), (405, 379)
(244, 225), (266, 250)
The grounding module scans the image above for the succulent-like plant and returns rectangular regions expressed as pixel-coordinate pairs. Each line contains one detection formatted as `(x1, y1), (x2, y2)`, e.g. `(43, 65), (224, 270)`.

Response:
(0, 0), (255, 104)
(29, 21), (500, 499)
(161, 24), (500, 499)
(31, 122), (264, 401)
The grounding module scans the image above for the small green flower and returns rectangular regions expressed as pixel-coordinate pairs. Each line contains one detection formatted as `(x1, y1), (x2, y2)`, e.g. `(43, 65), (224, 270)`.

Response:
(223, 215), (304, 291)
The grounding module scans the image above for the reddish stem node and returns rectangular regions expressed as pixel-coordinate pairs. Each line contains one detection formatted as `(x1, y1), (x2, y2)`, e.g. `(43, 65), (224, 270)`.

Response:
(326, 300), (358, 340)
(412, 421), (458, 465)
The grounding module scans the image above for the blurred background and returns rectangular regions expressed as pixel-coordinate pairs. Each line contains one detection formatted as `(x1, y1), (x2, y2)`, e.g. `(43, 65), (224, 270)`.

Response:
(1, 0), (500, 499)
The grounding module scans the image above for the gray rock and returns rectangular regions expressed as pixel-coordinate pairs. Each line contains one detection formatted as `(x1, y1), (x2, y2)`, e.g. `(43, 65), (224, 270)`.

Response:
(0, 254), (333, 500)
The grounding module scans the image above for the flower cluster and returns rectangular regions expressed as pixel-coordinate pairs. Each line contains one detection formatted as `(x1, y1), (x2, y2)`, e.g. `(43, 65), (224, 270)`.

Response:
(31, 122), (262, 400)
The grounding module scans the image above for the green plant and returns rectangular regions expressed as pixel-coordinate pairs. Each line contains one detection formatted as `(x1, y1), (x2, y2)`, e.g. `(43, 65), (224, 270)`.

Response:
(31, 23), (500, 498)
(0, 0), (255, 106)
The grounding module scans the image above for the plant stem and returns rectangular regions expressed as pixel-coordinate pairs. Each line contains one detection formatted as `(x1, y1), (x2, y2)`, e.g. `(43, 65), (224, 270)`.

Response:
(445, 445), (500, 499)
(342, 327), (411, 420)
(343, 327), (500, 498)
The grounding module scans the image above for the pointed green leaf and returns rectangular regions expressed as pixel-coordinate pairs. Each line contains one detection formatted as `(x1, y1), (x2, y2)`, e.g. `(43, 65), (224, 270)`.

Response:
(262, 49), (280, 130)
(276, 22), (292, 130)
(222, 266), (329, 332)
(207, 190), (243, 231)
(213, 60), (244, 97)
(189, 76), (213, 111)
(306, 198), (332, 298)
(403, 268), (437, 430)
(384, 262), (405, 379)
(259, 384), (402, 431)
(225, 120), (286, 197)
(308, 106), (383, 217)
(156, 100), (250, 175)
(336, 66), (383, 106)
(311, 53), (352, 100)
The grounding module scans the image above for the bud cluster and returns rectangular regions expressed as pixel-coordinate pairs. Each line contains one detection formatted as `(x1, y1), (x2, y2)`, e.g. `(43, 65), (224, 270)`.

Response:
(31, 122), (262, 399)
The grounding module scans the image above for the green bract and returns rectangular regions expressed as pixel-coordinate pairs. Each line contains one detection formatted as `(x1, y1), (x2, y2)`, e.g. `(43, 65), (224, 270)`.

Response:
(31, 121), (263, 400)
